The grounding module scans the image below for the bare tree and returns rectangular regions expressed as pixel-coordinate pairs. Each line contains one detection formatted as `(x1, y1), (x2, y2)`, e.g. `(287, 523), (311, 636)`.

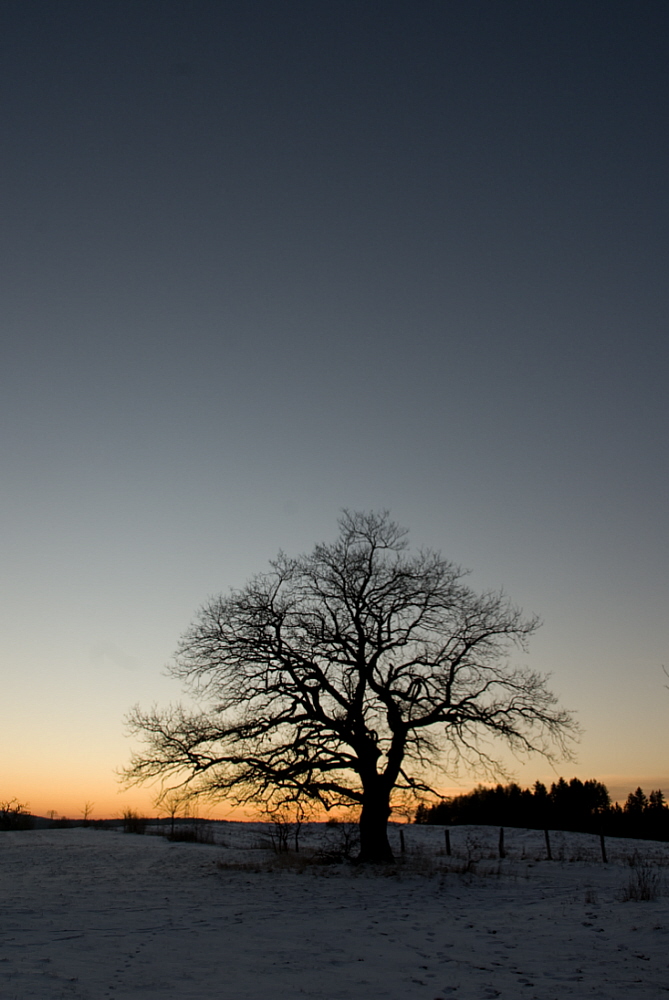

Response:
(159, 789), (187, 839)
(81, 801), (95, 825)
(123, 511), (576, 862)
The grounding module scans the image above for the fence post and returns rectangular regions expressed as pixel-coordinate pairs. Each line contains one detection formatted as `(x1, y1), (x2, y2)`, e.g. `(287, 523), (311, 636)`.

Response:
(544, 828), (552, 861)
(599, 831), (608, 864)
(400, 828), (406, 854)
(444, 829), (451, 856)
(499, 827), (506, 859)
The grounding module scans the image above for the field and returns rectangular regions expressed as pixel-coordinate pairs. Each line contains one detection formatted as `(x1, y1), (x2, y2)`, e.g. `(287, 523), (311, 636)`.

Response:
(1, 822), (668, 999)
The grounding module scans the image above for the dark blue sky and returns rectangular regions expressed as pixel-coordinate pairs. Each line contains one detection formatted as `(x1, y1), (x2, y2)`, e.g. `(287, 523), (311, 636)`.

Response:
(2, 1), (667, 814)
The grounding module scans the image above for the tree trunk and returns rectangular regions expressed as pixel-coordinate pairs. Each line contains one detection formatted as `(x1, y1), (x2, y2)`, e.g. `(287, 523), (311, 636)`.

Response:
(358, 788), (394, 863)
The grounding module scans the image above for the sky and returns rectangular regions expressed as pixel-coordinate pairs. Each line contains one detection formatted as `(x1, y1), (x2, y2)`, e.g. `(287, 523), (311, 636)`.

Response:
(2, 0), (667, 820)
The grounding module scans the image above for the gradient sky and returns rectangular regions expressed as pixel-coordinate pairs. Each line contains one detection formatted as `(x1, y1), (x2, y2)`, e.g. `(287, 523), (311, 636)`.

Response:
(2, 1), (667, 819)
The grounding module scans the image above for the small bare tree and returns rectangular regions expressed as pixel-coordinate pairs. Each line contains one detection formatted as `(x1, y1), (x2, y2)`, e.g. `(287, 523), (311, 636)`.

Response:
(123, 511), (576, 862)
(160, 789), (187, 838)
(81, 801), (95, 825)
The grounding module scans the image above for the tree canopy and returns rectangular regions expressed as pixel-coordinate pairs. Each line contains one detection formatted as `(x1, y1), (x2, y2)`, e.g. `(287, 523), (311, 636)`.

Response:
(123, 510), (576, 861)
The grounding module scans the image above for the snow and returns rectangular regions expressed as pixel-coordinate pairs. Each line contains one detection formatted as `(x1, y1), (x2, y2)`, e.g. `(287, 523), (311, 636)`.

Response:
(1, 822), (668, 999)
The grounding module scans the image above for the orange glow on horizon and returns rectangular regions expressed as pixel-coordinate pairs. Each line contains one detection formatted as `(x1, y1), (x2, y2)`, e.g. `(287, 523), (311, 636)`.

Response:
(12, 768), (669, 822)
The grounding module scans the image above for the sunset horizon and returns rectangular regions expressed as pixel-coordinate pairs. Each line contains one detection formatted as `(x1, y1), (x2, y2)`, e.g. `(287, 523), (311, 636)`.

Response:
(3, 2), (667, 858)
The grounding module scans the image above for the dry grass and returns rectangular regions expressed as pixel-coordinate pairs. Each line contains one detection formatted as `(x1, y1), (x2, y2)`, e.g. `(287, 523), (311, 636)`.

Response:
(621, 857), (663, 902)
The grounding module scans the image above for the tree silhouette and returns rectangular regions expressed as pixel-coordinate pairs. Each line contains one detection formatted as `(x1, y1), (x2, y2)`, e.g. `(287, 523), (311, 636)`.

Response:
(123, 511), (576, 862)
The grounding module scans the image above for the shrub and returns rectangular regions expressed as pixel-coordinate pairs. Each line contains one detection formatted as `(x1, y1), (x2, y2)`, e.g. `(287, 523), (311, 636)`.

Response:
(0, 799), (34, 831)
(167, 821), (215, 844)
(316, 820), (360, 863)
(122, 809), (147, 834)
(622, 855), (662, 901)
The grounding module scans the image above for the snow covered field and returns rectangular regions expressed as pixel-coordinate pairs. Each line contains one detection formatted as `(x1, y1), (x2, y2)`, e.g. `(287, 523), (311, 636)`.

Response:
(1, 822), (668, 999)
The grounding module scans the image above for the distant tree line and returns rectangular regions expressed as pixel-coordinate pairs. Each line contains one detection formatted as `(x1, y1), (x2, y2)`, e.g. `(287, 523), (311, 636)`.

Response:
(415, 779), (669, 842)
